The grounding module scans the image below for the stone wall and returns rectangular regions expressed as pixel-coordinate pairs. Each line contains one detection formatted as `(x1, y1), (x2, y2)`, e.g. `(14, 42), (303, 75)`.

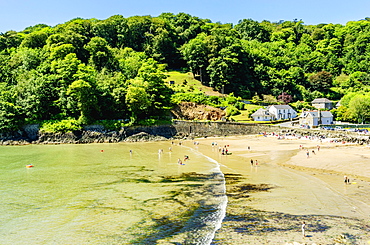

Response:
(171, 121), (271, 138)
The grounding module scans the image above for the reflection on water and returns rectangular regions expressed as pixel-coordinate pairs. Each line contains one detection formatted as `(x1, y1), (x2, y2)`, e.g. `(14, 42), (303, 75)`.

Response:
(0, 142), (226, 244)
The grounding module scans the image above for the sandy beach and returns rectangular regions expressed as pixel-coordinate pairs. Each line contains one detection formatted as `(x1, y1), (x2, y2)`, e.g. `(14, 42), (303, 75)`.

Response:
(189, 134), (370, 244)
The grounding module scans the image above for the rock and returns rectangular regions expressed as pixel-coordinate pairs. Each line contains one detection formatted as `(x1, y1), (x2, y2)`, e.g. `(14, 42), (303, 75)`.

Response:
(124, 132), (168, 142)
(171, 102), (226, 121)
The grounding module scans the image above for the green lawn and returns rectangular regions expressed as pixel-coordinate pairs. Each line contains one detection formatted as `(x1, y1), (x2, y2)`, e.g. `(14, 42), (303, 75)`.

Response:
(230, 104), (263, 122)
(165, 71), (222, 96)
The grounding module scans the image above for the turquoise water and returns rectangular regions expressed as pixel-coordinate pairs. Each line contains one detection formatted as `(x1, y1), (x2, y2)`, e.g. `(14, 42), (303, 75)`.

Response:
(0, 142), (226, 244)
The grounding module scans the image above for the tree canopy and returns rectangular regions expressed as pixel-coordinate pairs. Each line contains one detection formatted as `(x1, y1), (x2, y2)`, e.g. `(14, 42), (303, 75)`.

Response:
(2, 13), (370, 130)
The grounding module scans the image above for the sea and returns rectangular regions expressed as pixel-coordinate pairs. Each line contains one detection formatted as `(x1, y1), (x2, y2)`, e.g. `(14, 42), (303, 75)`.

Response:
(0, 141), (227, 244)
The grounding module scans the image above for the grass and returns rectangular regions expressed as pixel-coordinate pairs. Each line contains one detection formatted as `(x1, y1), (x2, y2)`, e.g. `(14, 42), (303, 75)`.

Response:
(164, 71), (222, 96)
(230, 104), (263, 122)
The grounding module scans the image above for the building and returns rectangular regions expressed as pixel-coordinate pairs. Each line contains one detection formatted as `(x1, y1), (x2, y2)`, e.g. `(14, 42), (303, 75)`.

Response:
(251, 105), (297, 121)
(311, 98), (333, 110)
(299, 110), (334, 128)
(250, 108), (274, 121)
(267, 105), (297, 120)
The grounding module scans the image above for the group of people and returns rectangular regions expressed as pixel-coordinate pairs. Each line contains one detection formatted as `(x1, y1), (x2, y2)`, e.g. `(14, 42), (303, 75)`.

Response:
(219, 145), (231, 155)
(178, 155), (189, 165)
(300, 144), (321, 158)
(250, 159), (258, 166)
(344, 175), (350, 184)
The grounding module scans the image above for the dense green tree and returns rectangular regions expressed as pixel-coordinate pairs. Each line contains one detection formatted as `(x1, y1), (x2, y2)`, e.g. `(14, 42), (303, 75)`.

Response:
(85, 36), (116, 70)
(0, 83), (23, 131)
(309, 71), (333, 92)
(136, 58), (171, 113)
(92, 15), (127, 48)
(20, 31), (48, 49)
(235, 19), (270, 42)
(2, 31), (23, 49)
(66, 79), (98, 123)
(125, 79), (151, 120)
(180, 33), (209, 83)
(50, 53), (81, 86)
(348, 94), (370, 123)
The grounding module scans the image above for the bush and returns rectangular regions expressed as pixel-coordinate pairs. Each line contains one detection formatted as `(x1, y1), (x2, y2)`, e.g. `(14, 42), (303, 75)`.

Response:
(136, 118), (172, 126)
(235, 101), (245, 110)
(226, 105), (240, 117)
(95, 119), (131, 131)
(171, 92), (209, 105)
(40, 119), (82, 133)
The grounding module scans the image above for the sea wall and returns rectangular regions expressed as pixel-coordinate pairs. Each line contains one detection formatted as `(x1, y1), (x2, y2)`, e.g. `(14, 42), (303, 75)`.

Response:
(0, 121), (369, 145)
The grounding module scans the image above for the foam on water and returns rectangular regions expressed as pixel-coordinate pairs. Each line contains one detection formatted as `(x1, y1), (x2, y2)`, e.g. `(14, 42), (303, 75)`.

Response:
(184, 148), (228, 245)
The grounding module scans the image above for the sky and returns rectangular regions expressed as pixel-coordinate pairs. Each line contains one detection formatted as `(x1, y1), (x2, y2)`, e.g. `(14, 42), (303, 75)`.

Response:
(1, 0), (370, 33)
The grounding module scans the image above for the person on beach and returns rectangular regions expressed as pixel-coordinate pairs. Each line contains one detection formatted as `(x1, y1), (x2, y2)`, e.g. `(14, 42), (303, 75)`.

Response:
(184, 155), (189, 161)
(306, 150), (309, 158)
(344, 175), (350, 184)
(255, 160), (258, 166)
(301, 221), (306, 237)
(312, 150), (316, 155)
(250, 159), (253, 166)
(178, 158), (183, 165)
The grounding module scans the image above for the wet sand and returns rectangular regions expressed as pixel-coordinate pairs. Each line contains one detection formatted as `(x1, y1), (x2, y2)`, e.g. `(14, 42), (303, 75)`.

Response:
(189, 135), (370, 244)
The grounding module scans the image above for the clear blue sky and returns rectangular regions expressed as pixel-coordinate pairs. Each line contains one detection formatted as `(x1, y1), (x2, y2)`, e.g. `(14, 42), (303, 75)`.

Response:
(1, 0), (370, 33)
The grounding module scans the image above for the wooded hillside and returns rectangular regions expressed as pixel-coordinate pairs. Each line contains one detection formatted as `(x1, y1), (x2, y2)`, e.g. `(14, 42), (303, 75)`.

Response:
(1, 13), (370, 131)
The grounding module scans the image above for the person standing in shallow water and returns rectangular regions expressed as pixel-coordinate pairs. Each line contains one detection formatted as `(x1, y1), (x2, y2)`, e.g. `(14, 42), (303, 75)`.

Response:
(178, 158), (183, 165)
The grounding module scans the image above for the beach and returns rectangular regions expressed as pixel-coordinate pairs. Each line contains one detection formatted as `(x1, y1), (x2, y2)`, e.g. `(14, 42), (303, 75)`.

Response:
(189, 134), (370, 244)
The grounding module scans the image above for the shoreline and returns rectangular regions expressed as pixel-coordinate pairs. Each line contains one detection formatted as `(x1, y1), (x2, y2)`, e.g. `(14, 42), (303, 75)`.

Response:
(189, 135), (370, 244)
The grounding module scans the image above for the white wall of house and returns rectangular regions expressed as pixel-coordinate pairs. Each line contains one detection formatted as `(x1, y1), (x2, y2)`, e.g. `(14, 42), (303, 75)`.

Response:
(253, 115), (273, 121)
(321, 117), (333, 125)
(299, 111), (334, 127)
(269, 106), (297, 120)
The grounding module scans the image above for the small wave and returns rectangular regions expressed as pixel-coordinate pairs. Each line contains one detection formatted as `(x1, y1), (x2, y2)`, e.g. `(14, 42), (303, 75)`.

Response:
(183, 149), (228, 245)
(201, 155), (228, 245)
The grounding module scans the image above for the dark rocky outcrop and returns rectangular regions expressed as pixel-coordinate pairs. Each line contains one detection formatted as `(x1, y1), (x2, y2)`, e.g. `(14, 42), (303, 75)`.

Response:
(124, 132), (168, 142)
(1, 121), (370, 145)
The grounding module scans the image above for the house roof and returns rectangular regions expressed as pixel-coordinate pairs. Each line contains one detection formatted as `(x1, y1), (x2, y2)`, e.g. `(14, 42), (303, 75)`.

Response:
(320, 111), (333, 117)
(269, 105), (294, 110)
(251, 108), (272, 117)
(312, 98), (332, 103)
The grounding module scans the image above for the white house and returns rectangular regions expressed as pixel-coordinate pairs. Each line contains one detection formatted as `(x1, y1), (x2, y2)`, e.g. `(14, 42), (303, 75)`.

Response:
(267, 105), (297, 120)
(299, 110), (333, 127)
(250, 108), (274, 121)
(251, 105), (297, 121)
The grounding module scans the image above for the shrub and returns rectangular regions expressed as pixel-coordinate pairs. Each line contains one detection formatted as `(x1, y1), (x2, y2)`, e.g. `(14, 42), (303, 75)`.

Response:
(40, 119), (82, 133)
(226, 105), (240, 117)
(95, 119), (130, 131)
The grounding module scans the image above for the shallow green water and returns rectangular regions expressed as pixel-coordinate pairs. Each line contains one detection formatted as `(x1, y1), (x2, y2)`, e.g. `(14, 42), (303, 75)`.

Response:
(0, 142), (226, 244)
